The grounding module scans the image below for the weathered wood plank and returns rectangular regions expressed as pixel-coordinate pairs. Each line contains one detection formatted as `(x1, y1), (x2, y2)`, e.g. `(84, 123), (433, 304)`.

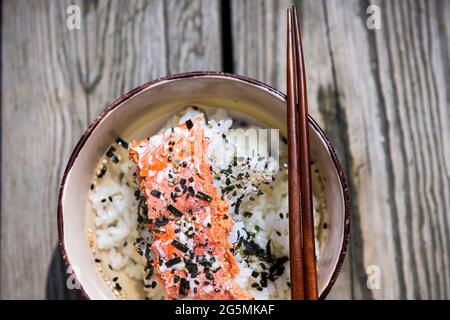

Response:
(1, 0), (222, 299)
(231, 0), (450, 299)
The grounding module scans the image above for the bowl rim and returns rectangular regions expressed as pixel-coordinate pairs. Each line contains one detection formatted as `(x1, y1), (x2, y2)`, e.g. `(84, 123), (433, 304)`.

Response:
(57, 71), (351, 300)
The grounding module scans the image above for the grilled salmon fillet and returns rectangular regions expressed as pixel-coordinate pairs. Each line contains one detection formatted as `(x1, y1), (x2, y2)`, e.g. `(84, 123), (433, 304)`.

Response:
(129, 117), (253, 300)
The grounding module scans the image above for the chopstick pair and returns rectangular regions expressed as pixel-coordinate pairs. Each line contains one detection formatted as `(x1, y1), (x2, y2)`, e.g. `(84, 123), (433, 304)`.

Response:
(286, 5), (318, 300)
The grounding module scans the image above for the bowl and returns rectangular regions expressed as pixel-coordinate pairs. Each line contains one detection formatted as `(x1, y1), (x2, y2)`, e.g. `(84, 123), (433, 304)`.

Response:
(58, 71), (350, 300)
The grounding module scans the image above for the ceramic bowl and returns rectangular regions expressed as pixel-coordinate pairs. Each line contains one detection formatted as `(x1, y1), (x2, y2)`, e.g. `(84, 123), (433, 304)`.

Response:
(58, 72), (350, 300)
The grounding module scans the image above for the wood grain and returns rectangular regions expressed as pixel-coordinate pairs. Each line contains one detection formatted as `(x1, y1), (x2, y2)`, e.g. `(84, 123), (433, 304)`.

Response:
(1, 0), (449, 300)
(1, 0), (222, 299)
(231, 0), (450, 299)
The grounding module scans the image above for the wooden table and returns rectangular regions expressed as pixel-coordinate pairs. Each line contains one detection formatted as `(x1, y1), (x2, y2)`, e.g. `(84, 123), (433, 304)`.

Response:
(2, 0), (449, 300)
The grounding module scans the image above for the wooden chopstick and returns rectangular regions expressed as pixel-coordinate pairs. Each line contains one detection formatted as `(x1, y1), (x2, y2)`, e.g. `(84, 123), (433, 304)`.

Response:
(287, 5), (318, 300)
(286, 7), (305, 300)
(292, 5), (318, 300)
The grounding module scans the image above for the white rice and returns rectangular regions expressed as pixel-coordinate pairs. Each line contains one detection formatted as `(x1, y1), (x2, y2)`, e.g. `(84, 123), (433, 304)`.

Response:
(88, 107), (322, 300)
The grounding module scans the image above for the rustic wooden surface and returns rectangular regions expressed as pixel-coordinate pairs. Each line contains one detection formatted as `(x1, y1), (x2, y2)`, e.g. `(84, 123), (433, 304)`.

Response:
(1, 0), (449, 299)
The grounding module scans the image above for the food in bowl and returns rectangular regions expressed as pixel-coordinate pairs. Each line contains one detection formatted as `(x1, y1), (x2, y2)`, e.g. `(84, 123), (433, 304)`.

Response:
(87, 106), (327, 300)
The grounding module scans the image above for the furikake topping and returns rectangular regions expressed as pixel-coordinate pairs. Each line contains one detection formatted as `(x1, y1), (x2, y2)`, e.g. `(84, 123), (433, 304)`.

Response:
(195, 191), (213, 203)
(234, 195), (244, 214)
(171, 240), (189, 253)
(187, 186), (196, 196)
(179, 278), (190, 295)
(150, 189), (162, 198)
(155, 217), (169, 227)
(199, 257), (215, 267)
(167, 204), (183, 217)
(106, 147), (119, 163)
(260, 272), (268, 287)
(243, 211), (253, 218)
(115, 137), (129, 149)
(268, 256), (289, 281)
(185, 119), (194, 130)
(185, 261), (199, 277)
(97, 165), (107, 178)
(165, 257), (182, 268)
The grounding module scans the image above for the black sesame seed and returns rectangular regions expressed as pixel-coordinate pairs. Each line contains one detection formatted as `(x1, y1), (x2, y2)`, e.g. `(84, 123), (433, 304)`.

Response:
(90, 184), (94, 190)
(323, 223), (328, 229)
(115, 283), (122, 291)
(214, 288), (221, 293)
(251, 271), (259, 278)
(151, 281), (157, 289)
(205, 273), (214, 281)
(94, 259), (101, 263)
